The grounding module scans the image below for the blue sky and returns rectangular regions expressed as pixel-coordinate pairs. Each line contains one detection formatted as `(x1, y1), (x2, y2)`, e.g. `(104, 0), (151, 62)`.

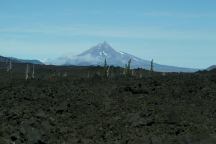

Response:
(0, 0), (216, 68)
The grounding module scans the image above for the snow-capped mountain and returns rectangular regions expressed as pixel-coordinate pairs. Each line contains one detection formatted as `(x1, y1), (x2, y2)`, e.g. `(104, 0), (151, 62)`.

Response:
(47, 42), (198, 72)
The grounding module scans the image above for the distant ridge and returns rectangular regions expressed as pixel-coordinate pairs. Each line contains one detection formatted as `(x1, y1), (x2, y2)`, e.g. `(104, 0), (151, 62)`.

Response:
(207, 65), (216, 71)
(0, 55), (43, 65)
(46, 42), (198, 72)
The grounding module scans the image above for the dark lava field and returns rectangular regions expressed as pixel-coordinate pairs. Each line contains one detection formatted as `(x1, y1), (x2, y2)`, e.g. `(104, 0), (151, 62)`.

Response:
(1, 62), (216, 144)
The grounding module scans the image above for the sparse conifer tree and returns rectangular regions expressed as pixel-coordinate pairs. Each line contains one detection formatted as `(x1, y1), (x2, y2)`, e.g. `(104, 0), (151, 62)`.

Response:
(150, 59), (154, 72)
(63, 72), (67, 77)
(6, 59), (13, 80)
(127, 59), (131, 70)
(123, 59), (132, 77)
(104, 58), (107, 68)
(9, 59), (12, 70)
(32, 64), (35, 79)
(126, 59), (132, 77)
(6, 60), (9, 72)
(139, 73), (142, 78)
(87, 71), (90, 78)
(162, 72), (166, 76)
(5, 59), (7, 67)
(131, 69), (134, 77)
(58, 72), (61, 77)
(7, 59), (12, 72)
(123, 64), (127, 75)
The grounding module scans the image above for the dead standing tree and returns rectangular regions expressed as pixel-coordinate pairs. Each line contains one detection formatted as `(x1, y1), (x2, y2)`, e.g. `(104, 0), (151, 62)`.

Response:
(25, 64), (29, 80)
(103, 58), (110, 79)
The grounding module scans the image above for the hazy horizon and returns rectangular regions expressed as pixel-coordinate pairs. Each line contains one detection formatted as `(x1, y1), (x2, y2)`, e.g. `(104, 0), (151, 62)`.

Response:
(0, 0), (216, 69)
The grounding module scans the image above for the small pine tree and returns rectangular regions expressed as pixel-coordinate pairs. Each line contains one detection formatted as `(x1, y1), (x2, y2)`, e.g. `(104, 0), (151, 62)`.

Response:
(123, 59), (132, 77)
(104, 58), (110, 78)
(104, 58), (107, 68)
(127, 59), (131, 70)
(150, 59), (154, 72)
(127, 59), (132, 76)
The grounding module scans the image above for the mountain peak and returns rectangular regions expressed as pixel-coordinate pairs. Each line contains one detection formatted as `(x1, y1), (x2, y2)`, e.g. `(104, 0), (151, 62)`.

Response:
(79, 41), (117, 57)
(96, 41), (112, 50)
(101, 41), (109, 45)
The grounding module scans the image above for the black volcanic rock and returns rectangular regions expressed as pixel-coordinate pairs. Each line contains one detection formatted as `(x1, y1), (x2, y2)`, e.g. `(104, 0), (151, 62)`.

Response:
(0, 63), (216, 143)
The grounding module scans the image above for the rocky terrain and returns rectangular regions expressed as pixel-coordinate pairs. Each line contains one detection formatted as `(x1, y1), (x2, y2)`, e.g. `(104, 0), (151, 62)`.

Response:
(0, 62), (216, 144)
